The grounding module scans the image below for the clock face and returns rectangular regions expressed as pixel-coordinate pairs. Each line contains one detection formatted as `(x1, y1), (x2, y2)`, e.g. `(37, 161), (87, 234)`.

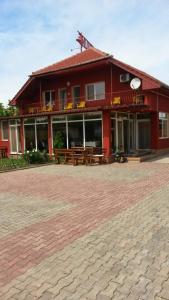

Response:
(130, 78), (141, 90)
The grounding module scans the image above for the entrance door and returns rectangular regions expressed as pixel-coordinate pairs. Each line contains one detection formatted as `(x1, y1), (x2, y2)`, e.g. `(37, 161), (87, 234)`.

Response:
(137, 120), (151, 149)
(117, 119), (130, 152)
(117, 120), (123, 149)
(111, 116), (134, 153)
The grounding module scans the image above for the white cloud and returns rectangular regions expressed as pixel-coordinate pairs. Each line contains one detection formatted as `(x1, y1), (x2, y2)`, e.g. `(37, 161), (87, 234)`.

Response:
(0, 0), (169, 104)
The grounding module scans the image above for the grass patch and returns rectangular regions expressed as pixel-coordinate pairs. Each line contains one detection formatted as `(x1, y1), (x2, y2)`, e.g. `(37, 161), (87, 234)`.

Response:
(0, 158), (28, 170)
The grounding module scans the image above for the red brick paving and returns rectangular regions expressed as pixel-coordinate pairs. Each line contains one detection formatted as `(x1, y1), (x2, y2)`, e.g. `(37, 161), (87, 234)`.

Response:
(0, 163), (169, 288)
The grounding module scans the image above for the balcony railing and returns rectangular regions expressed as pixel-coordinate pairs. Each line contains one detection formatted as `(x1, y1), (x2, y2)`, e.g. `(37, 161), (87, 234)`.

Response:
(19, 91), (147, 115)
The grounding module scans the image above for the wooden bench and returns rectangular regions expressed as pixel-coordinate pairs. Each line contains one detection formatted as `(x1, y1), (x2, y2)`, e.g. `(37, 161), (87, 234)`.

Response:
(53, 149), (78, 166)
(85, 147), (107, 165)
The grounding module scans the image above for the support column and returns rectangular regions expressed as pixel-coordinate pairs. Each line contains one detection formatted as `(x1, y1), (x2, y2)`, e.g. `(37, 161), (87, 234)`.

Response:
(20, 118), (25, 154)
(102, 110), (112, 159)
(151, 112), (159, 151)
(48, 115), (52, 157)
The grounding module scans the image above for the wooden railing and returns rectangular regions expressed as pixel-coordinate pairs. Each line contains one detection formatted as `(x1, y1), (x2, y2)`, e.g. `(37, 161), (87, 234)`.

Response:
(20, 91), (146, 115)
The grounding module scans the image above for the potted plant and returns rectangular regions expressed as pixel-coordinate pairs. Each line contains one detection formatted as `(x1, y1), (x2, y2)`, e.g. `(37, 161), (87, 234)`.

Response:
(53, 131), (64, 149)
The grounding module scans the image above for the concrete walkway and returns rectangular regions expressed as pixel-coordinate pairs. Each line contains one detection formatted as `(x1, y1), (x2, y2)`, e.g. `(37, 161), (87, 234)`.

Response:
(0, 163), (169, 299)
(149, 153), (169, 163)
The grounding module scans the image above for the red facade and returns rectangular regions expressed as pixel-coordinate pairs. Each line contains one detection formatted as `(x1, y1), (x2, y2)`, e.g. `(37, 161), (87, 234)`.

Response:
(1, 47), (169, 157)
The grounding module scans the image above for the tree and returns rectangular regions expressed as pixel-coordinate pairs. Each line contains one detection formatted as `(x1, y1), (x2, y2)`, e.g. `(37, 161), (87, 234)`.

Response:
(0, 102), (18, 117)
(0, 103), (6, 116)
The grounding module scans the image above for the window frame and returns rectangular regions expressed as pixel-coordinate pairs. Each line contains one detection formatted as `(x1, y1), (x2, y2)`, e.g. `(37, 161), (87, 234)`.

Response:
(43, 90), (55, 106)
(72, 85), (81, 104)
(159, 112), (169, 139)
(1, 120), (9, 141)
(85, 81), (105, 101)
(58, 87), (67, 110)
(9, 122), (21, 154)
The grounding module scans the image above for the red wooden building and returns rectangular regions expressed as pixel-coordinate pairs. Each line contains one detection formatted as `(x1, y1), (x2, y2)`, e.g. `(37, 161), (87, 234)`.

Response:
(1, 46), (169, 159)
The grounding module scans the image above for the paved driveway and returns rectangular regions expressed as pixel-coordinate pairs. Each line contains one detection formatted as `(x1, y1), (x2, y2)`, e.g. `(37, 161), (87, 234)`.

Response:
(0, 163), (169, 300)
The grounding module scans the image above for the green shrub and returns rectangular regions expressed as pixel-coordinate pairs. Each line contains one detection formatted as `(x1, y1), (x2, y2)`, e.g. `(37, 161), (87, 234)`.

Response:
(23, 150), (49, 164)
(53, 131), (64, 149)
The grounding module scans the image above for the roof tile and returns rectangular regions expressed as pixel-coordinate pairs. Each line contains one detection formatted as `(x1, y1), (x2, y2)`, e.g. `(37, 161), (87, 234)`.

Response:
(32, 47), (110, 76)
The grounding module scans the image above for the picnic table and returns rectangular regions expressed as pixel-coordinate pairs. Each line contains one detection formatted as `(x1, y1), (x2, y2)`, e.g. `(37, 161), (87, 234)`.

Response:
(53, 147), (107, 166)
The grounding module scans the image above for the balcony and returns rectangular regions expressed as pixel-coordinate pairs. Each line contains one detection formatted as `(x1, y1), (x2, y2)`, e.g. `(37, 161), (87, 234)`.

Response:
(19, 91), (147, 116)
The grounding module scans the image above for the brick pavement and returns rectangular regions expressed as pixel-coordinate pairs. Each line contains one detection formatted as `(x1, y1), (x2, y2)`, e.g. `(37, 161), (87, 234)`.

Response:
(0, 163), (169, 299)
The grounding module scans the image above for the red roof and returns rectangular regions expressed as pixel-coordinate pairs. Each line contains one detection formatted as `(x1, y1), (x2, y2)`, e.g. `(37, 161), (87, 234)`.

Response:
(10, 47), (169, 105)
(32, 47), (110, 76)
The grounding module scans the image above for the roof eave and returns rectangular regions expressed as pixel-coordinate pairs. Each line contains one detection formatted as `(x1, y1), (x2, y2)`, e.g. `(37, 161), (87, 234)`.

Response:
(110, 58), (166, 91)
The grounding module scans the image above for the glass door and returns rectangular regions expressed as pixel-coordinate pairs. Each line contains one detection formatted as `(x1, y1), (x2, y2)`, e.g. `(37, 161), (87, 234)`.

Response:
(59, 88), (67, 110)
(123, 120), (129, 153)
(117, 120), (124, 150)
(137, 120), (151, 149)
(72, 86), (80, 106)
(129, 119), (135, 151)
(10, 126), (21, 153)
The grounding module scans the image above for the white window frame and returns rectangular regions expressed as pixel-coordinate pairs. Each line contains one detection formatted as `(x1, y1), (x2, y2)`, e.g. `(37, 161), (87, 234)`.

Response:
(159, 112), (169, 139)
(1, 120), (9, 141)
(9, 120), (21, 154)
(51, 112), (103, 150)
(24, 117), (48, 151)
(43, 90), (55, 106)
(85, 81), (105, 101)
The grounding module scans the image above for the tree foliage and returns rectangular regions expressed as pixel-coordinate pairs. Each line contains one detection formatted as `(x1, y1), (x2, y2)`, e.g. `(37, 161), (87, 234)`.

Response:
(0, 102), (18, 117)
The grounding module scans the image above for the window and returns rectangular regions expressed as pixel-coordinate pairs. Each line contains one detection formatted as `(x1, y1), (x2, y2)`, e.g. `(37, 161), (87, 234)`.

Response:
(72, 86), (80, 104)
(9, 120), (21, 153)
(86, 82), (105, 101)
(43, 91), (55, 106)
(159, 112), (168, 138)
(85, 120), (102, 147)
(59, 88), (67, 110)
(1, 120), (8, 140)
(52, 112), (102, 149)
(24, 117), (48, 151)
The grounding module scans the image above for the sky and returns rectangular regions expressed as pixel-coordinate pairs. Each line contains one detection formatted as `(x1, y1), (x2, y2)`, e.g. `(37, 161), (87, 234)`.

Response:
(0, 0), (169, 105)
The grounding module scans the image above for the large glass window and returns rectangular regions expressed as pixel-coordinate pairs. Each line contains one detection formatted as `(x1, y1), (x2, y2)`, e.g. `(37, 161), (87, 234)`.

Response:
(1, 120), (8, 140)
(37, 124), (48, 151)
(53, 123), (67, 148)
(24, 118), (48, 151)
(9, 120), (21, 153)
(85, 120), (102, 147)
(159, 112), (168, 138)
(86, 82), (105, 101)
(52, 113), (102, 150)
(24, 125), (36, 150)
(68, 122), (83, 147)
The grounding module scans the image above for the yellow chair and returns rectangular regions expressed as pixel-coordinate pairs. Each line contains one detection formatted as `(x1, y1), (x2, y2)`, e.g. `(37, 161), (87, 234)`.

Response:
(28, 107), (34, 113)
(64, 103), (73, 110)
(42, 105), (53, 112)
(112, 97), (121, 105)
(77, 101), (86, 109)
